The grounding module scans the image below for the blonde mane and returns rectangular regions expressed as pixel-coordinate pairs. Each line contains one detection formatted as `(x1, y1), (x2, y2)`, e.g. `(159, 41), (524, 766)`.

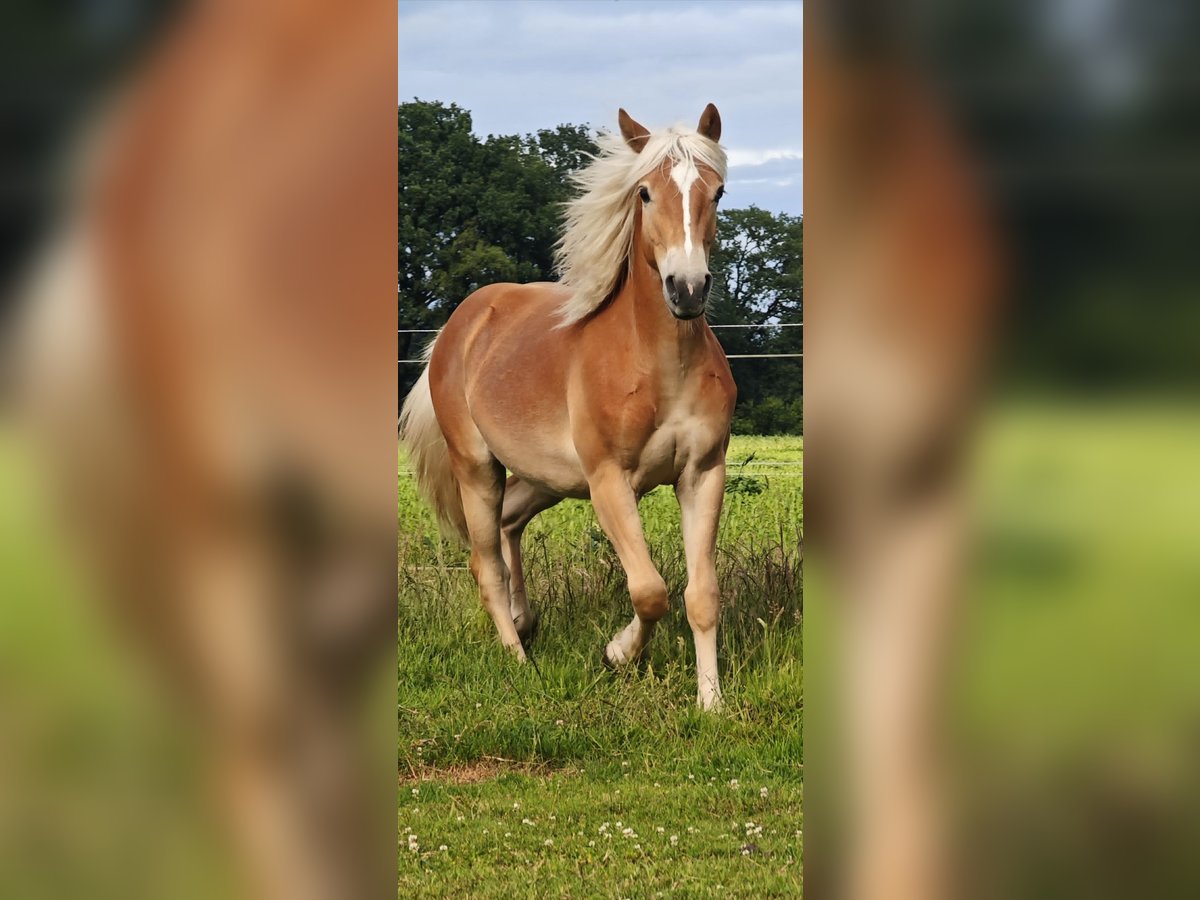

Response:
(553, 125), (727, 325)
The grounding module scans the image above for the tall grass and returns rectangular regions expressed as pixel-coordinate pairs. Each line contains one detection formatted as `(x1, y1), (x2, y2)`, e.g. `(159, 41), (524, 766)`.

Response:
(397, 435), (804, 777)
(397, 436), (804, 897)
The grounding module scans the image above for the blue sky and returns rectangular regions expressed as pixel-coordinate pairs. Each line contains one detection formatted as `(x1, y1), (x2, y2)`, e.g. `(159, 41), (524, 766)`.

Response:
(398, 0), (803, 215)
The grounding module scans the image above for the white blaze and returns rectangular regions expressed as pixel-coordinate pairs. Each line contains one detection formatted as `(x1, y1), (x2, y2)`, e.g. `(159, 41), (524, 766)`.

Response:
(670, 158), (699, 256)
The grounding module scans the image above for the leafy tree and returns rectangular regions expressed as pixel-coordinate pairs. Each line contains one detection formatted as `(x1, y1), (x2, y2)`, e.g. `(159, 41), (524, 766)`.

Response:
(397, 100), (479, 344)
(397, 100), (598, 381)
(709, 208), (804, 434)
(524, 124), (600, 178)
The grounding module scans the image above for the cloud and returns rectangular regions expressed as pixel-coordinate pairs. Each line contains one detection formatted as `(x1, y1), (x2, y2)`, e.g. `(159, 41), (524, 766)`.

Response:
(398, 0), (803, 214)
(725, 148), (803, 168)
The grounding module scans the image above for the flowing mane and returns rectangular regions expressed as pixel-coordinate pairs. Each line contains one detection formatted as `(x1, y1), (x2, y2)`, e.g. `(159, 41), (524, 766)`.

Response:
(553, 125), (727, 325)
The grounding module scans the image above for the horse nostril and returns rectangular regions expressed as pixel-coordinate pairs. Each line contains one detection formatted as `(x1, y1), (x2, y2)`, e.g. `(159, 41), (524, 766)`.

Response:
(664, 275), (676, 298)
(702, 274), (713, 299)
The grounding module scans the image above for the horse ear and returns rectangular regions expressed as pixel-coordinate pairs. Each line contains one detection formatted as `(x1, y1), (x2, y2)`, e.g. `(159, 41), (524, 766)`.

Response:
(697, 103), (722, 142)
(618, 108), (650, 153)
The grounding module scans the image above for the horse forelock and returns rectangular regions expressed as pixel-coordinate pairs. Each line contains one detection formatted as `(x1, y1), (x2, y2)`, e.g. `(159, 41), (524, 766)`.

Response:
(553, 125), (726, 325)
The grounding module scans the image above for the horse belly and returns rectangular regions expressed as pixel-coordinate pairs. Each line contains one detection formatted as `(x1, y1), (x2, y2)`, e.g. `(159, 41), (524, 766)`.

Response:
(483, 425), (589, 499)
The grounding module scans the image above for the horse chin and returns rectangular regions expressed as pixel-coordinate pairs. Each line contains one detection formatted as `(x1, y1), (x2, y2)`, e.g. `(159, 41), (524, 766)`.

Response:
(667, 303), (706, 321)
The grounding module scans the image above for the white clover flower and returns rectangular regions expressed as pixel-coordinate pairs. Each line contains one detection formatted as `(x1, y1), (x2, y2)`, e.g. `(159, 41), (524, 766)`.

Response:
(456, 815), (465, 822)
(439, 844), (448, 852)
(411, 788), (419, 797)
(543, 838), (553, 846)
(729, 778), (740, 789)
(656, 826), (665, 833)
(760, 786), (769, 799)
(522, 818), (535, 826)
(670, 835), (679, 845)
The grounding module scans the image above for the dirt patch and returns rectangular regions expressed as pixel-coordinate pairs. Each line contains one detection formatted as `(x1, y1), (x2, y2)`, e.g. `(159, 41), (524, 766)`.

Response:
(399, 759), (577, 785)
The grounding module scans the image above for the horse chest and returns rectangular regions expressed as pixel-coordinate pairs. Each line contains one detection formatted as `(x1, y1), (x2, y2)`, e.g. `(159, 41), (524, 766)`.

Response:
(630, 398), (717, 492)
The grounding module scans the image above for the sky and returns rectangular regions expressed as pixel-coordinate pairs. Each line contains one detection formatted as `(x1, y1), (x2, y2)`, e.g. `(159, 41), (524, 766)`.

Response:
(398, 0), (803, 215)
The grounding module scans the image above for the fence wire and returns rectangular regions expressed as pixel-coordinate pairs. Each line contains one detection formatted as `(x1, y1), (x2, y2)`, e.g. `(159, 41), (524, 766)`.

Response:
(398, 322), (802, 363)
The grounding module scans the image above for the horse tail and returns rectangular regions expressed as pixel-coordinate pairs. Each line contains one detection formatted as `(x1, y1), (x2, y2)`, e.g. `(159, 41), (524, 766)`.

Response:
(399, 340), (468, 543)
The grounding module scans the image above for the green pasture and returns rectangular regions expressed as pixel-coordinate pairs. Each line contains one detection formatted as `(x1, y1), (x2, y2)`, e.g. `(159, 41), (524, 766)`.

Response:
(398, 436), (805, 897)
(4, 399), (1199, 897)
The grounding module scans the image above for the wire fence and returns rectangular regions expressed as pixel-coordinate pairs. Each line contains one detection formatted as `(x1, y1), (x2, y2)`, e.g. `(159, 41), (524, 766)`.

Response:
(398, 323), (802, 363)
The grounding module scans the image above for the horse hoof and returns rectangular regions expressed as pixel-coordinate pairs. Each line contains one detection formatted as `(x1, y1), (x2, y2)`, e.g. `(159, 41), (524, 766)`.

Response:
(514, 612), (539, 647)
(601, 646), (616, 671)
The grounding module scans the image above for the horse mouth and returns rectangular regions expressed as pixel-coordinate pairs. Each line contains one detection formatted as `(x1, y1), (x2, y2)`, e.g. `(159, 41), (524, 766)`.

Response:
(669, 305), (706, 321)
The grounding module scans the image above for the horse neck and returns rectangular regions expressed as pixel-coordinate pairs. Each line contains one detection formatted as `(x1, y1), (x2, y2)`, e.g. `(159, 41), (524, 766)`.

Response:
(609, 233), (711, 373)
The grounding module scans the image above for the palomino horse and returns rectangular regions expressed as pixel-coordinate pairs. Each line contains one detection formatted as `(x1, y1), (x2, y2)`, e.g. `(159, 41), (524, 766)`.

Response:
(15, 4), (396, 899)
(805, 5), (999, 897)
(401, 105), (736, 709)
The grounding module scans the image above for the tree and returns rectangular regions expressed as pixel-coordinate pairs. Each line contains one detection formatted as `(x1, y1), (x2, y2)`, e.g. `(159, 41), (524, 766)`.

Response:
(397, 100), (479, 340)
(397, 101), (599, 385)
(708, 208), (804, 434)
(525, 124), (600, 178)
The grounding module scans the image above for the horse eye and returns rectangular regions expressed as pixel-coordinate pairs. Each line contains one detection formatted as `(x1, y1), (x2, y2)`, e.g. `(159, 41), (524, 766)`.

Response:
(714, 186), (725, 203)
(638, 186), (651, 203)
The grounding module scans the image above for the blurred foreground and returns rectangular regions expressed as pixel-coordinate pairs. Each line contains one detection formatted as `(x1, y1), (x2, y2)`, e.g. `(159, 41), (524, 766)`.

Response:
(806, 1), (1200, 898)
(2, 3), (395, 899)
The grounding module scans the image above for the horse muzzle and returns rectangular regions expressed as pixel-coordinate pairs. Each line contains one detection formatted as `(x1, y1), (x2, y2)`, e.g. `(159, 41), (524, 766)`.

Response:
(663, 273), (712, 320)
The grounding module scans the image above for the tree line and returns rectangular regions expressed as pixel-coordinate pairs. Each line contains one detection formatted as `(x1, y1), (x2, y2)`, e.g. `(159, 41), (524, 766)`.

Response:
(398, 100), (802, 434)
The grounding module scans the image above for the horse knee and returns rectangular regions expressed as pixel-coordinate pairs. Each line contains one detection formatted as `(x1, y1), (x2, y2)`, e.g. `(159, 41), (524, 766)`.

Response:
(630, 573), (669, 622)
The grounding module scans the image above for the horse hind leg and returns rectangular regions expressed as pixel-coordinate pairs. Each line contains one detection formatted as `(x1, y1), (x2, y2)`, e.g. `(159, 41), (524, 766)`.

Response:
(499, 475), (561, 645)
(450, 451), (526, 660)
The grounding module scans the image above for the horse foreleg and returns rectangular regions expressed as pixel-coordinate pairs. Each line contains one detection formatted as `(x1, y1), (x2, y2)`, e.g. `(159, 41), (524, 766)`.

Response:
(499, 476), (561, 644)
(589, 467), (668, 667)
(675, 462), (726, 710)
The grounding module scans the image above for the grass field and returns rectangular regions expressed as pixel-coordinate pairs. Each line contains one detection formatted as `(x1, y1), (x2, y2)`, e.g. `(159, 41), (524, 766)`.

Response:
(398, 436), (805, 898)
(7, 399), (1198, 896)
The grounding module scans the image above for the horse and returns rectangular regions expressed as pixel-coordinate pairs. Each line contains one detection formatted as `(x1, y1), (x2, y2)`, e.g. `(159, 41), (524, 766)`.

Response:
(13, 3), (397, 898)
(804, 5), (1000, 897)
(400, 105), (736, 710)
